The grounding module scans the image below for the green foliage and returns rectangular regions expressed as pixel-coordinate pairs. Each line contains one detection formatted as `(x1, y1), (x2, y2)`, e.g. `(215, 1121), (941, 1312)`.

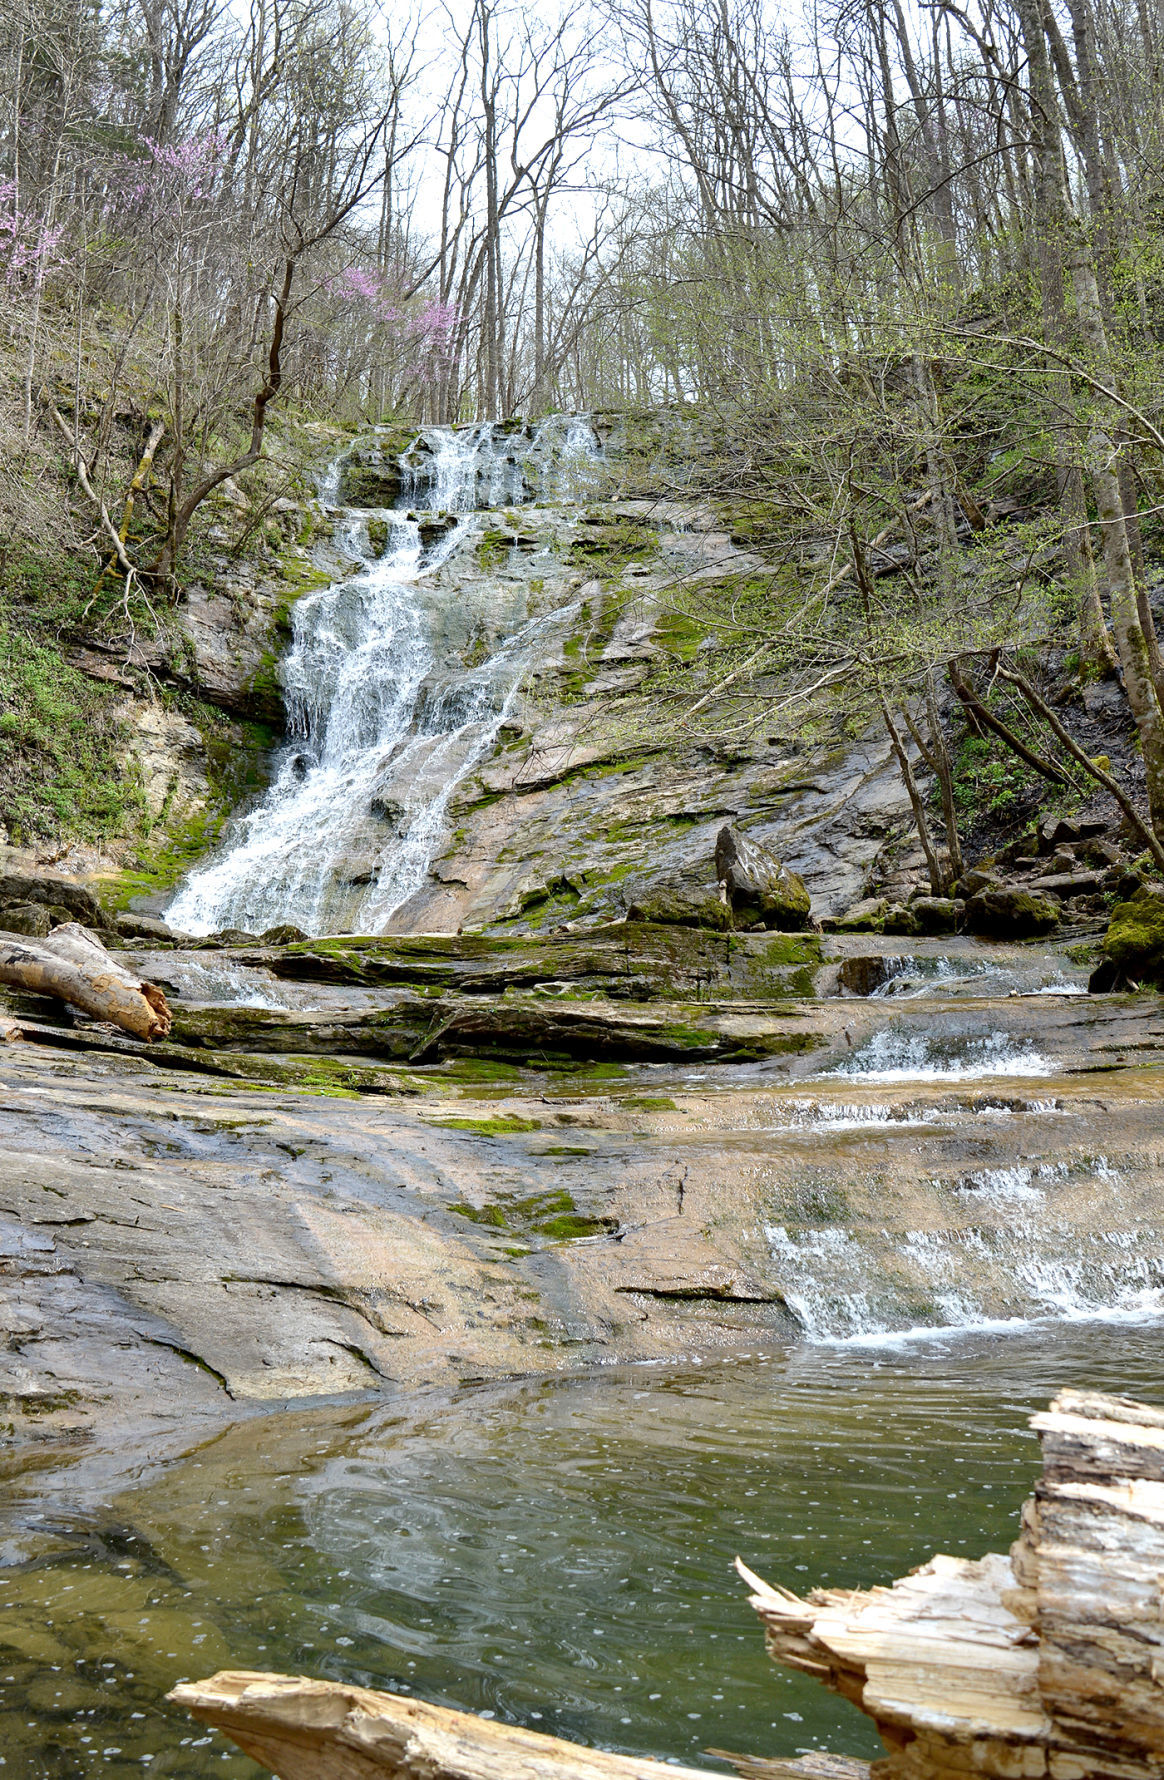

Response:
(950, 733), (1041, 821)
(0, 621), (147, 845)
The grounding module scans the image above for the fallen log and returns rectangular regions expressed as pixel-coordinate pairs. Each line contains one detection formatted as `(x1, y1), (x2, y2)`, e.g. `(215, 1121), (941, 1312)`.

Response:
(741, 1386), (1164, 1780)
(0, 922), (170, 1041)
(167, 1674), (850, 1780)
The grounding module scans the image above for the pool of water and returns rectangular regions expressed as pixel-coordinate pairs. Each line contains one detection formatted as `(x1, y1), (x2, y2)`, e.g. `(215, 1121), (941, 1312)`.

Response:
(3, 1321), (1164, 1778)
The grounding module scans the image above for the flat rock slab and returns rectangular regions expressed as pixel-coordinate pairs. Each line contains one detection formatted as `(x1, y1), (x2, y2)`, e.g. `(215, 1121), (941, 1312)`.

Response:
(243, 924), (822, 1001)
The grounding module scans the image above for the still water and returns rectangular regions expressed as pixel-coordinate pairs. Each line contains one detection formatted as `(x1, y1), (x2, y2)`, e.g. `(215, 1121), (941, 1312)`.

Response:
(4, 1320), (1163, 1778)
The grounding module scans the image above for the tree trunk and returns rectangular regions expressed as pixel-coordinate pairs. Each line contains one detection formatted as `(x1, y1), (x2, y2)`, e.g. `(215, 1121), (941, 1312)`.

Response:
(880, 700), (946, 894)
(0, 924), (171, 1041)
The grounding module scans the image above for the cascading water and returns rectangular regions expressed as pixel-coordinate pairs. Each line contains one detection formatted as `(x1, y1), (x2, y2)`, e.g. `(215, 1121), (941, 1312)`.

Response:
(167, 417), (598, 937)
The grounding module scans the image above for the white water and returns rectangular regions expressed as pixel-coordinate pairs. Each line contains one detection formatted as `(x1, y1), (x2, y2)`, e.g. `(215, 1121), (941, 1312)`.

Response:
(820, 1028), (1055, 1082)
(168, 418), (598, 937)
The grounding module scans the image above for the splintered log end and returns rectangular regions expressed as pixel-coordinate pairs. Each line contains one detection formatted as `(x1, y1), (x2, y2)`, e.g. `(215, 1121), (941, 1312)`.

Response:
(0, 1015), (22, 1043)
(708, 1753), (870, 1780)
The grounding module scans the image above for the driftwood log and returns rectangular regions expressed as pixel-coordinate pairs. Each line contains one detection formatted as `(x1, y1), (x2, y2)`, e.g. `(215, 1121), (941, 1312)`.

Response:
(742, 1387), (1164, 1780)
(0, 922), (170, 1040)
(171, 1389), (1164, 1780)
(166, 1674), (861, 1780)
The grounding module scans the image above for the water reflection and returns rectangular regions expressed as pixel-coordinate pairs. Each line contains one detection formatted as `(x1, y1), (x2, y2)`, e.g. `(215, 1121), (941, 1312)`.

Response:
(3, 1322), (1164, 1778)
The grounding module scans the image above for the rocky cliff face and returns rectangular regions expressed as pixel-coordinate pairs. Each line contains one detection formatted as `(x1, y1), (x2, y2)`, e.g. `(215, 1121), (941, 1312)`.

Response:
(139, 420), (919, 936)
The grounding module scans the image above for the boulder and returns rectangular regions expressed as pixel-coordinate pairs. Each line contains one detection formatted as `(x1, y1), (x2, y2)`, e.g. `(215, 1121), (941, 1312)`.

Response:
(1036, 848), (1077, 877)
(880, 902), (923, 936)
(1022, 869), (1104, 900)
(259, 924), (311, 946)
(626, 886), (731, 931)
(910, 896), (963, 935)
(204, 928), (261, 948)
(1077, 837), (1125, 869)
(837, 955), (901, 996)
(964, 888), (1061, 938)
(824, 896), (889, 934)
(1088, 956), (1125, 993)
(1037, 814), (1108, 852)
(1101, 884), (1164, 986)
(0, 902), (54, 938)
(0, 869), (111, 931)
(115, 912), (185, 943)
(714, 825), (812, 931)
(953, 867), (1003, 899)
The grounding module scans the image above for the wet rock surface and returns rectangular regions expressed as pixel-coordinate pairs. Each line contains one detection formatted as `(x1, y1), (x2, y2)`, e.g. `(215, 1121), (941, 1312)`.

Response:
(4, 913), (1164, 1497)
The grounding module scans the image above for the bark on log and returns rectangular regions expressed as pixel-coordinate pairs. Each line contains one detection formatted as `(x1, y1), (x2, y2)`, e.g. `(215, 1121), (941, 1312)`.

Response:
(740, 1387), (1164, 1780)
(0, 922), (170, 1040)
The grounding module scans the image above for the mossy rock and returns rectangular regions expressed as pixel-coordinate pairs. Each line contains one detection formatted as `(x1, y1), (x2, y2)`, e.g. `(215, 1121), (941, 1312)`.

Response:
(1102, 886), (1164, 986)
(626, 887), (732, 930)
(964, 888), (1061, 938)
(337, 462), (403, 506)
(910, 897), (963, 935)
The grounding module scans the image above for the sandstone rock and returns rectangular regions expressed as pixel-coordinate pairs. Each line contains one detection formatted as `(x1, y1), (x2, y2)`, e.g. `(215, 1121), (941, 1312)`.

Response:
(825, 896), (889, 933)
(259, 924), (310, 945)
(880, 903), (923, 936)
(115, 912), (184, 943)
(0, 902), (57, 937)
(626, 885), (731, 930)
(910, 896), (963, 935)
(715, 825), (812, 931)
(953, 868), (1003, 899)
(259, 925), (821, 1000)
(204, 928), (261, 947)
(964, 888), (1061, 938)
(1102, 885), (1164, 986)
(1037, 847), (1077, 877)
(0, 870), (111, 931)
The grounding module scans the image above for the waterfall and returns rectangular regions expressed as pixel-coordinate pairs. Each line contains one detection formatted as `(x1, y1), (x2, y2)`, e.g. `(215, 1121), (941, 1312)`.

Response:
(167, 417), (598, 937)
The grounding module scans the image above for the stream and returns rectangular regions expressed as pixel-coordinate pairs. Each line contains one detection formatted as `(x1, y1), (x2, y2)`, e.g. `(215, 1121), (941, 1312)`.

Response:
(5, 1323), (1164, 1778)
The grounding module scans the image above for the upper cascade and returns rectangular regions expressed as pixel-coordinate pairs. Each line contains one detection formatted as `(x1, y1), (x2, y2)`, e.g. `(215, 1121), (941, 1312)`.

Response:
(166, 416), (601, 939)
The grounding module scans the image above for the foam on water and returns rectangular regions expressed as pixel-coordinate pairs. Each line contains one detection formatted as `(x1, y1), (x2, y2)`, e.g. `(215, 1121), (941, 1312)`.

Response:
(822, 1028), (1055, 1082)
(765, 1146), (1164, 1342)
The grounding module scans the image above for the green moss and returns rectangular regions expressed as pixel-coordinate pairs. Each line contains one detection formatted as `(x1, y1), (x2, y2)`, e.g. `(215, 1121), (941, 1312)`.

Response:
(451, 1186), (614, 1241)
(1103, 889), (1164, 985)
(476, 528), (512, 570)
(0, 621), (149, 846)
(450, 1201), (509, 1227)
(426, 1113), (542, 1136)
(621, 1094), (677, 1111)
